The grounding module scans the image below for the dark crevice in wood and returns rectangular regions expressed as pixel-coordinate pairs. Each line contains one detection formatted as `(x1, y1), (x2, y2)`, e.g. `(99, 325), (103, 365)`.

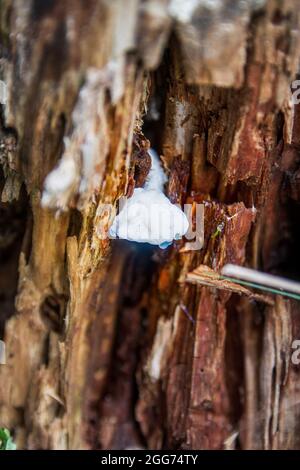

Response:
(224, 295), (245, 427)
(1, 0), (300, 451)
(67, 208), (83, 239)
(0, 171), (29, 338)
(40, 291), (67, 337)
(143, 58), (169, 155)
(97, 242), (159, 449)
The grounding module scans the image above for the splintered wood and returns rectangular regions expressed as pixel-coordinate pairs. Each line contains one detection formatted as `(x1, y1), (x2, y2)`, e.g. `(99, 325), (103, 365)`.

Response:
(186, 265), (274, 306)
(1, 0), (300, 451)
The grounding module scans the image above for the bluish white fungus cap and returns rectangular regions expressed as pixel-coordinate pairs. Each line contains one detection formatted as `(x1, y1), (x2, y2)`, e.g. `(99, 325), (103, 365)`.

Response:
(109, 149), (189, 249)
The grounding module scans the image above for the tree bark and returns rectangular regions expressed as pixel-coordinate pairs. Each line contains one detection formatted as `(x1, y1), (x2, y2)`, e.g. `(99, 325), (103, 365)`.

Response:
(0, 0), (300, 450)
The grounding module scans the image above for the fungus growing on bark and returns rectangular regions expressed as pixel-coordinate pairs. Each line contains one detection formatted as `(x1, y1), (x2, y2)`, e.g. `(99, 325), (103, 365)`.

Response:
(110, 149), (189, 248)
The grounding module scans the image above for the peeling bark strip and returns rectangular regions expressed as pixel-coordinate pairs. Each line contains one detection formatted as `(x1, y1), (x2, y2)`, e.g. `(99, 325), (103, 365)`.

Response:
(1, 0), (300, 450)
(186, 264), (274, 305)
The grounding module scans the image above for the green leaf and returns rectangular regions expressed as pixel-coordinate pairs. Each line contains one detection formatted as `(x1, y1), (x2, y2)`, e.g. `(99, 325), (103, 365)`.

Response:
(0, 428), (16, 450)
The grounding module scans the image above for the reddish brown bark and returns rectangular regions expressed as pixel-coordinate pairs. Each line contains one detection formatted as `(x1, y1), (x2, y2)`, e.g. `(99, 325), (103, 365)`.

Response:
(0, 0), (300, 450)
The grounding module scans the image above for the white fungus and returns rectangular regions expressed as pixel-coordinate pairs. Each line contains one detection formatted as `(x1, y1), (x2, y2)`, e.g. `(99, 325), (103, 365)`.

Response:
(0, 80), (7, 105)
(41, 153), (78, 209)
(109, 149), (189, 249)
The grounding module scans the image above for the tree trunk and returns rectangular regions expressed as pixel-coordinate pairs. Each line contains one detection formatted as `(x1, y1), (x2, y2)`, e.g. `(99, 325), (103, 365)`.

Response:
(1, 0), (300, 450)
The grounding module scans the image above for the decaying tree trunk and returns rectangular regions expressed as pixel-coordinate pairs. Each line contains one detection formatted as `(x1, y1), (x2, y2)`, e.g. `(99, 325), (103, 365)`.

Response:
(1, 0), (300, 450)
